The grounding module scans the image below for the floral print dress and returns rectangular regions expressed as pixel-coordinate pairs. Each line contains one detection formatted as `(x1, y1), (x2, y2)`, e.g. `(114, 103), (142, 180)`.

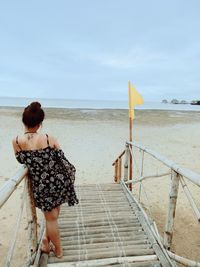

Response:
(15, 135), (79, 212)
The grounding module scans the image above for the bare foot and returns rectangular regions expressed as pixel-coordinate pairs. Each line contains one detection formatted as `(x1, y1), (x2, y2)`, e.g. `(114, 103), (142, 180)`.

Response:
(41, 238), (50, 254)
(51, 245), (63, 258)
(55, 250), (63, 259)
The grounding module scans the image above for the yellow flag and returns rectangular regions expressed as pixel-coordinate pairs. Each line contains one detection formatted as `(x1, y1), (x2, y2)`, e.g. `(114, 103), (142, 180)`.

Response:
(128, 81), (144, 120)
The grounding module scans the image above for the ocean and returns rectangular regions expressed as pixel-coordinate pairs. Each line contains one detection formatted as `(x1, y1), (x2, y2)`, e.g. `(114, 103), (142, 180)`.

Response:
(0, 97), (200, 111)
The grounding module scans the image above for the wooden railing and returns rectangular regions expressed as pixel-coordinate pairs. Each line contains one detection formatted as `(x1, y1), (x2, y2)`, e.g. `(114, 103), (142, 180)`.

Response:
(0, 166), (27, 208)
(113, 141), (200, 267)
(0, 166), (43, 267)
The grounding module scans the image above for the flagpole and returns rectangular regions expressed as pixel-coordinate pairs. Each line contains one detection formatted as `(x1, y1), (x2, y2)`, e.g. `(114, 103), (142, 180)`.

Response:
(128, 81), (144, 192)
(128, 81), (133, 191)
(129, 117), (133, 191)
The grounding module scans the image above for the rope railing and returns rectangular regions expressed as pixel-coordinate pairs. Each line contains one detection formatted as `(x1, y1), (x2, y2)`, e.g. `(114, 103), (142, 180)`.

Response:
(113, 141), (200, 267)
(0, 166), (42, 267)
(127, 141), (200, 187)
(128, 141), (200, 222)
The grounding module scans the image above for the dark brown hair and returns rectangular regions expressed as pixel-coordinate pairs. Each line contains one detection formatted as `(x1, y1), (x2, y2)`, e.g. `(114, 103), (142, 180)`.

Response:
(22, 102), (45, 128)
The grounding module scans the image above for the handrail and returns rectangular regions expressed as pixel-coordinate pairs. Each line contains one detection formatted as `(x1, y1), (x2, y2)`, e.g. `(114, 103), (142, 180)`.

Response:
(112, 148), (128, 183)
(126, 142), (200, 220)
(127, 141), (200, 187)
(167, 251), (200, 267)
(0, 166), (28, 208)
(112, 149), (125, 166)
(0, 166), (39, 267)
(125, 171), (171, 185)
(121, 180), (175, 266)
(113, 141), (200, 265)
(5, 183), (26, 267)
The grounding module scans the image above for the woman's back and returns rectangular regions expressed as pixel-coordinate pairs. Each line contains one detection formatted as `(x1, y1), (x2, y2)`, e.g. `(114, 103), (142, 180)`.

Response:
(14, 133), (78, 211)
(17, 133), (49, 150)
(13, 133), (60, 153)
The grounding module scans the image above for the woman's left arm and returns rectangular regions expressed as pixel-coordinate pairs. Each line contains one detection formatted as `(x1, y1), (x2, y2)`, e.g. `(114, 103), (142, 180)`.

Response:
(48, 135), (61, 149)
(12, 138), (19, 154)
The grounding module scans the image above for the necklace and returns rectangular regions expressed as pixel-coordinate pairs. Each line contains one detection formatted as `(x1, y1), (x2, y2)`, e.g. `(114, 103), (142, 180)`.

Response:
(24, 131), (37, 134)
(24, 131), (38, 140)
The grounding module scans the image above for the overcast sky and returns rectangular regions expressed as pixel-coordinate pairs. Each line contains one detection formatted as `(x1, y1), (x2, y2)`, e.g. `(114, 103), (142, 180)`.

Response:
(0, 0), (200, 101)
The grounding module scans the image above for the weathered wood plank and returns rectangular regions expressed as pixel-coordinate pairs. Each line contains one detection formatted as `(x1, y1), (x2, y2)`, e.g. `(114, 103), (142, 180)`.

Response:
(164, 171), (180, 250)
(61, 240), (151, 250)
(58, 222), (141, 229)
(59, 207), (133, 215)
(58, 215), (137, 222)
(47, 255), (158, 267)
(61, 235), (149, 246)
(61, 232), (147, 241)
(44, 183), (173, 267)
(48, 248), (155, 263)
(58, 218), (139, 227)
(58, 221), (138, 228)
(102, 262), (161, 267)
(61, 245), (153, 256)
(38, 253), (48, 267)
(60, 226), (143, 237)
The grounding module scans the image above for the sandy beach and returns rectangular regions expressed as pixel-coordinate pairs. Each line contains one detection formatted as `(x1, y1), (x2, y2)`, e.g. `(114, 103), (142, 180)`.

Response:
(0, 107), (200, 266)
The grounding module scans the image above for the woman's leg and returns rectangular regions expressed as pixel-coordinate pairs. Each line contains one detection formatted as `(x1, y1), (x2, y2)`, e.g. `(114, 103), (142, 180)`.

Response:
(41, 235), (50, 253)
(43, 207), (63, 257)
(56, 206), (61, 216)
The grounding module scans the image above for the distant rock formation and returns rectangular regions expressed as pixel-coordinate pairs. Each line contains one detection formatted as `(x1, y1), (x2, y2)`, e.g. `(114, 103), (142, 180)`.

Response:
(171, 99), (179, 104)
(162, 99), (190, 104)
(180, 100), (187, 104)
(191, 100), (200, 105)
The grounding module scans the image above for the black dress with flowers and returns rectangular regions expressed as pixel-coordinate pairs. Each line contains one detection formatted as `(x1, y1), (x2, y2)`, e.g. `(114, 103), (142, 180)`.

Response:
(15, 134), (79, 212)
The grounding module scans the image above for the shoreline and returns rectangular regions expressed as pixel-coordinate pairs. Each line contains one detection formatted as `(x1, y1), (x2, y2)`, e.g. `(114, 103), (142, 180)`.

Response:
(1, 104), (200, 111)
(0, 107), (200, 126)
(1, 96), (200, 111)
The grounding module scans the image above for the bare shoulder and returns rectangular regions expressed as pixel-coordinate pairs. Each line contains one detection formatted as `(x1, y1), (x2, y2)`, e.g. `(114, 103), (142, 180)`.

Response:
(12, 137), (17, 151)
(12, 136), (21, 153)
(46, 134), (61, 149)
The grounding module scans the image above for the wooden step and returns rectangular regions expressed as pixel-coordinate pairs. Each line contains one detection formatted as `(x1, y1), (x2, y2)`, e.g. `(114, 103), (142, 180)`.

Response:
(37, 183), (173, 267)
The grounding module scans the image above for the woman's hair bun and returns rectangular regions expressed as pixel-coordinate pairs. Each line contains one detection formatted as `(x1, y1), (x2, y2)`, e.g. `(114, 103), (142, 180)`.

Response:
(29, 102), (41, 112)
(22, 101), (45, 128)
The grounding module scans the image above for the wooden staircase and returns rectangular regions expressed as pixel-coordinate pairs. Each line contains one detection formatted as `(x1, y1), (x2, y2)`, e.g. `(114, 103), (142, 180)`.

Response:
(38, 183), (174, 267)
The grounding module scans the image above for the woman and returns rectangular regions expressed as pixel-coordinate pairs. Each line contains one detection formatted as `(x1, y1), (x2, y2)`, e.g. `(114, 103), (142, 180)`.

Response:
(12, 102), (78, 258)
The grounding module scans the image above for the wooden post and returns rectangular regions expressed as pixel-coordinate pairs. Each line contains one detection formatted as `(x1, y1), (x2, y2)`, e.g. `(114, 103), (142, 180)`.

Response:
(124, 143), (129, 183)
(114, 160), (118, 182)
(138, 151), (144, 202)
(164, 171), (180, 250)
(117, 157), (122, 183)
(38, 253), (49, 267)
(180, 176), (200, 220)
(25, 176), (38, 257)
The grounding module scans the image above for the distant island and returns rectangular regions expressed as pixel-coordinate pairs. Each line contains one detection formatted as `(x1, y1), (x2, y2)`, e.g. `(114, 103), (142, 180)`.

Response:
(162, 99), (200, 105)
(191, 100), (200, 105)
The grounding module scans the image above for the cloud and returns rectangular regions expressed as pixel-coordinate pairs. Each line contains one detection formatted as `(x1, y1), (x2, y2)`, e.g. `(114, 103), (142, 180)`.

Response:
(0, 1), (200, 101)
(77, 46), (164, 70)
